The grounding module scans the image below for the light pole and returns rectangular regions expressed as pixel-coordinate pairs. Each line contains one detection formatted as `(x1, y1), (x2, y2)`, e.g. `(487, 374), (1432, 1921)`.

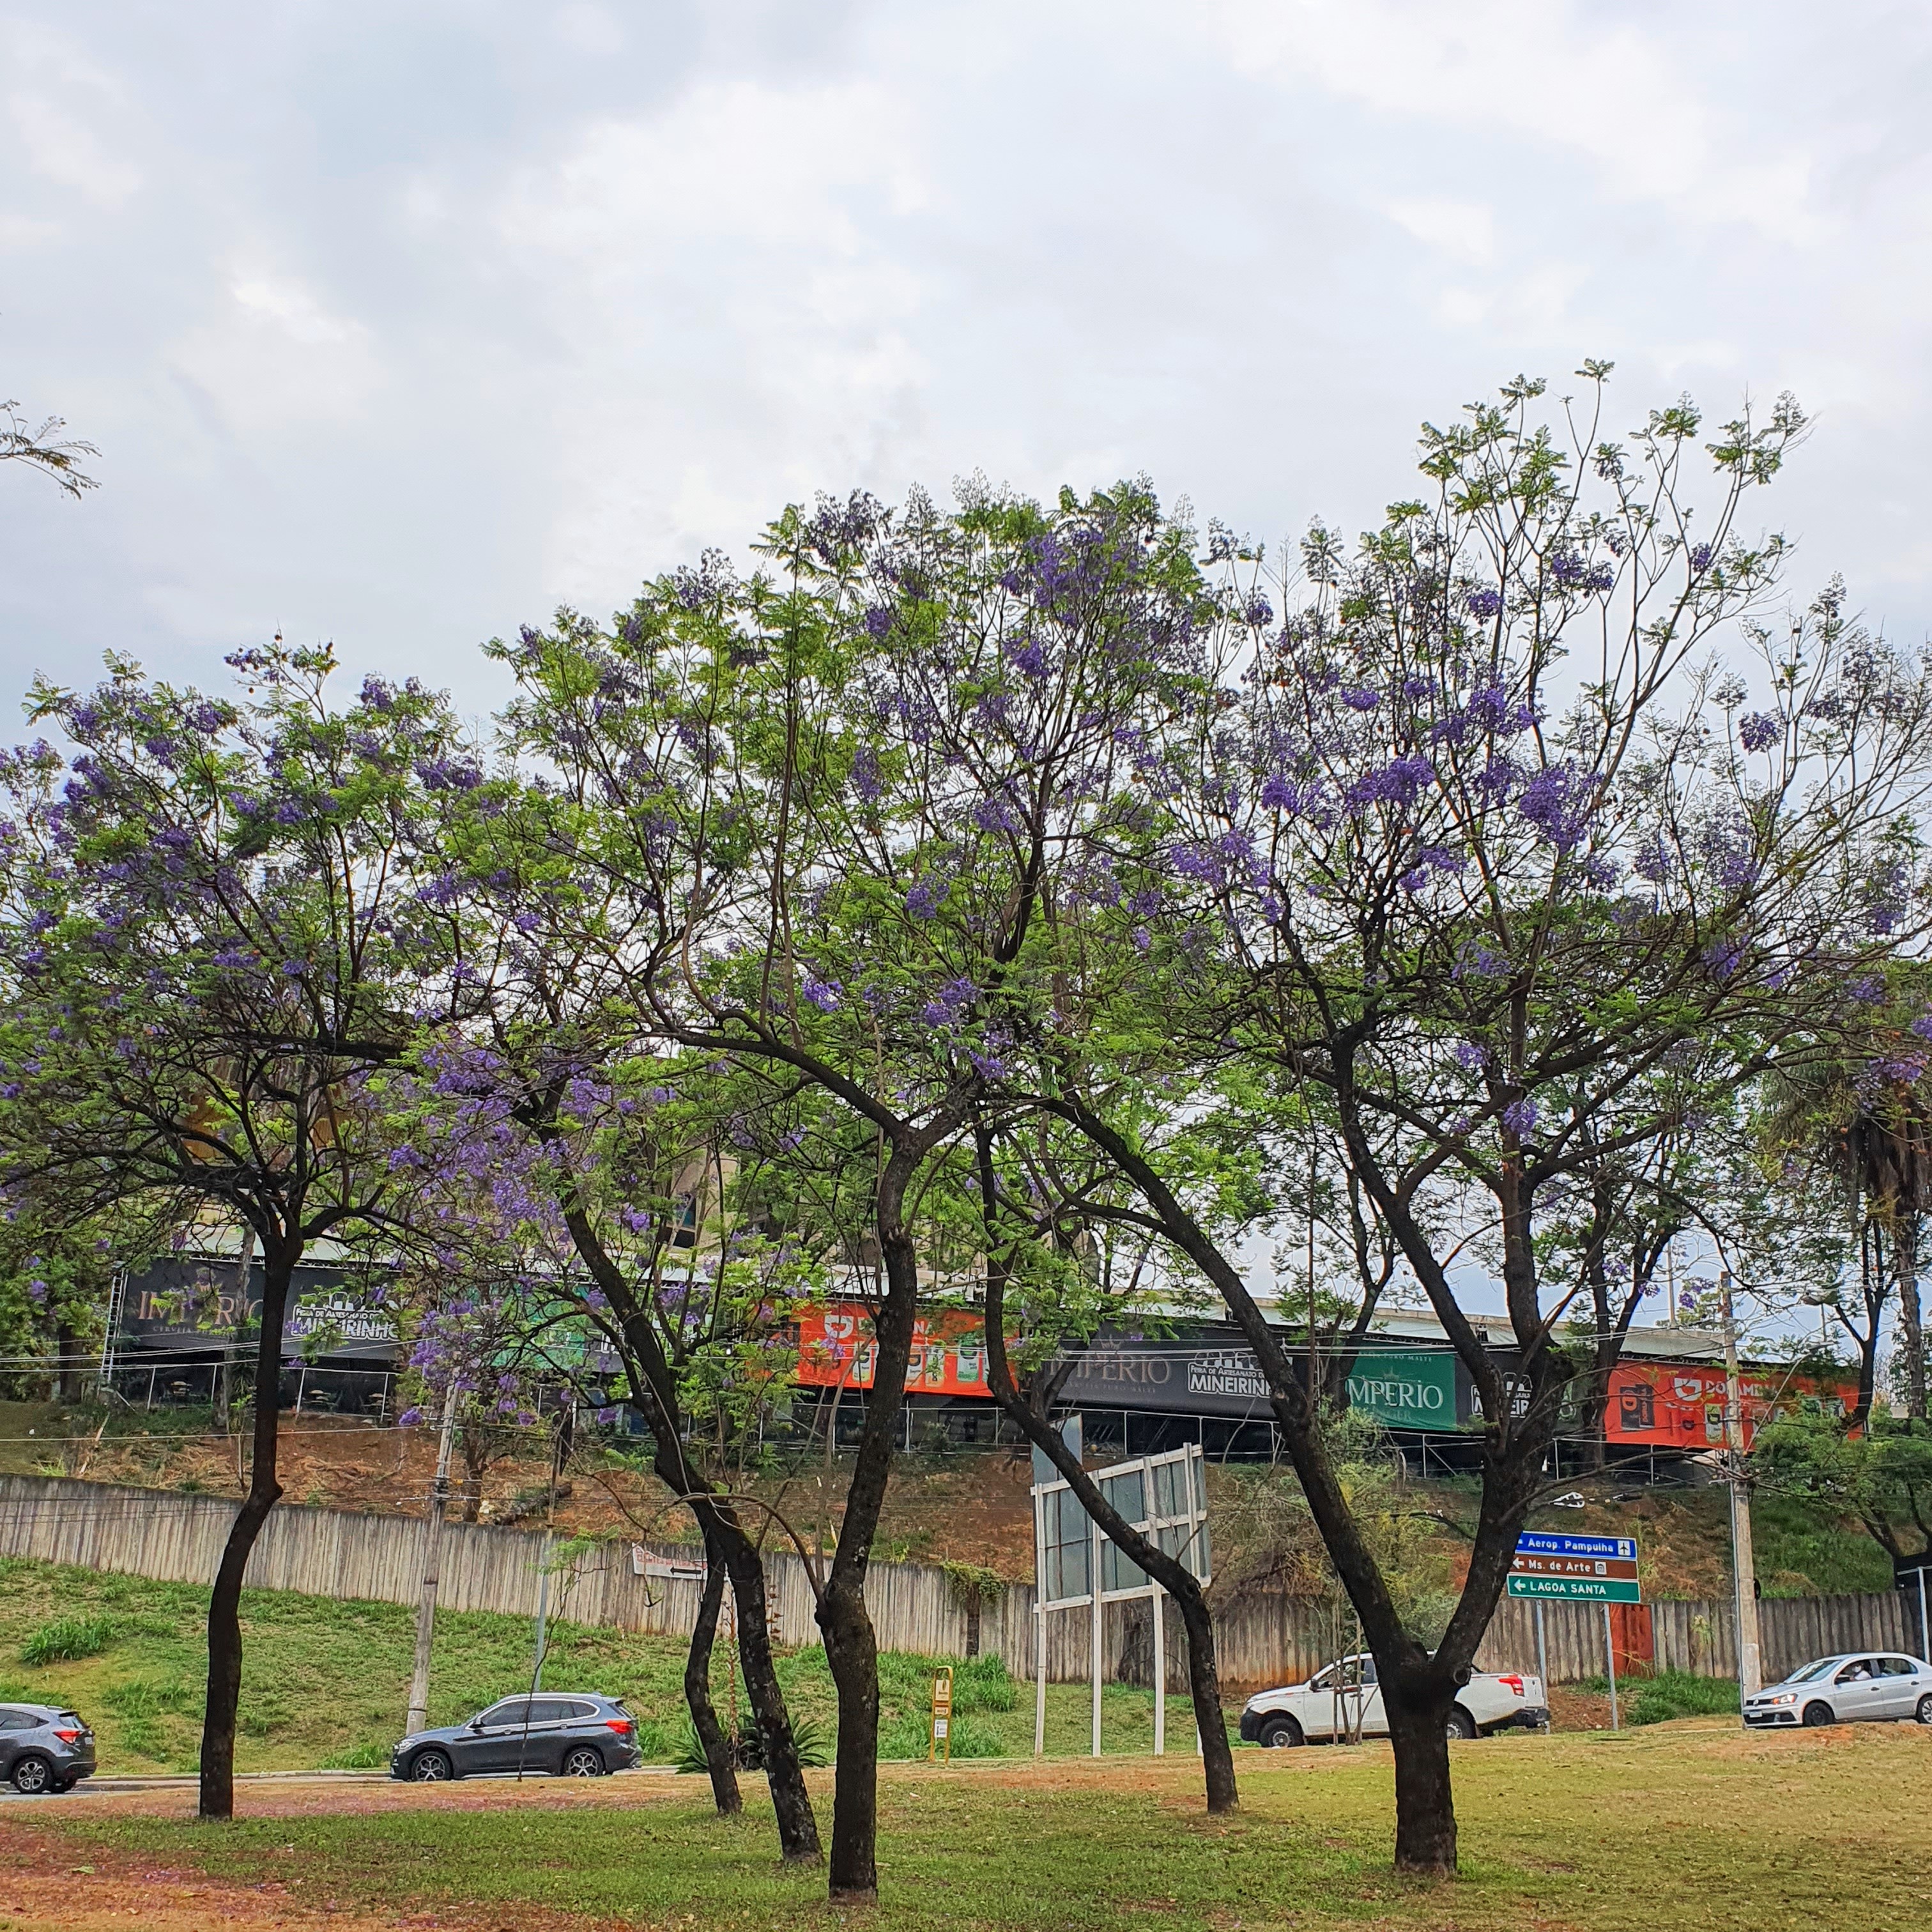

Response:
(1720, 1270), (1762, 1708)
(405, 1379), (459, 1735)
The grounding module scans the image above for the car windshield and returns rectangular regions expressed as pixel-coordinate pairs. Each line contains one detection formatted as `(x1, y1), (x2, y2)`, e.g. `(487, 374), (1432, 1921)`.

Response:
(1785, 1657), (1843, 1683)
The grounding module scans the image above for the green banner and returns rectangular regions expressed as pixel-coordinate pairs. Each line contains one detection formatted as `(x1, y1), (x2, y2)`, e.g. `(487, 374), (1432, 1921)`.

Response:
(1344, 1349), (1456, 1432)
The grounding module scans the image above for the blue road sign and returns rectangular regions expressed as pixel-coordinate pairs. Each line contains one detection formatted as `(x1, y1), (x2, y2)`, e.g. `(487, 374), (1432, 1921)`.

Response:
(1514, 1532), (1636, 1562)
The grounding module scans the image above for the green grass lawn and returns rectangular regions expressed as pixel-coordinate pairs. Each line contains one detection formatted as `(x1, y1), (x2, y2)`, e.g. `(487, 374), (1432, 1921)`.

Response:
(0, 1556), (1198, 1774)
(24, 1720), (1932, 1931)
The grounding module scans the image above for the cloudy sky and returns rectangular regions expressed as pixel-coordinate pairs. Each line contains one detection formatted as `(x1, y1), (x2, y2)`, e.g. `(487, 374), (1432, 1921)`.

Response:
(3, 0), (1928, 723)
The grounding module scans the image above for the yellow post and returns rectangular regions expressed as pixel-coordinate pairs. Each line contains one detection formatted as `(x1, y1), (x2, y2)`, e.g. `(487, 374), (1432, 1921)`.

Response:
(929, 1664), (954, 1763)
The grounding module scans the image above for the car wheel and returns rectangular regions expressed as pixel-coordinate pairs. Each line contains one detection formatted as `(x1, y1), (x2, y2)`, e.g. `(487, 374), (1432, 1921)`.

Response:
(409, 1748), (454, 1781)
(1257, 1714), (1303, 1749)
(10, 1754), (53, 1796)
(1800, 1701), (1834, 1728)
(562, 1745), (605, 1777)
(1446, 1706), (1478, 1741)
(1917, 1695), (1932, 1726)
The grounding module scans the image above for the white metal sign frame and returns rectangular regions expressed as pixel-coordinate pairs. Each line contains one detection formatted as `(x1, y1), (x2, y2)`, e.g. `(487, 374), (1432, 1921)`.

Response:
(1031, 1441), (1211, 1759)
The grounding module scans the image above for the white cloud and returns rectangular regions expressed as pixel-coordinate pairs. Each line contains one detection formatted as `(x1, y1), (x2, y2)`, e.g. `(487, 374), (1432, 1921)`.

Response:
(1203, 0), (1822, 240)
(1385, 197), (1496, 265)
(167, 267), (383, 436)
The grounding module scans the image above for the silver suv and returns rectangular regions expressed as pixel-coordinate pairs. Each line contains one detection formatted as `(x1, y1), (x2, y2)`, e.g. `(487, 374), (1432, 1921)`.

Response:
(0, 1703), (96, 1794)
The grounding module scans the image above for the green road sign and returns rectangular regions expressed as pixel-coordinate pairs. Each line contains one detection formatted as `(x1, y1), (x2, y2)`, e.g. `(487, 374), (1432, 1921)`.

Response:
(1506, 1574), (1643, 1604)
(1508, 1532), (1642, 1604)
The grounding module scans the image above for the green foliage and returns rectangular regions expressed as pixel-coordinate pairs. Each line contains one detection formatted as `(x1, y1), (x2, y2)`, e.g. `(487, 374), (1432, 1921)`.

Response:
(22, 1613), (117, 1664)
(1579, 1669), (1740, 1725)
(673, 1712), (832, 1774)
(1751, 1492), (1896, 1597)
(1753, 1411), (1932, 1570)
(319, 1740), (392, 1769)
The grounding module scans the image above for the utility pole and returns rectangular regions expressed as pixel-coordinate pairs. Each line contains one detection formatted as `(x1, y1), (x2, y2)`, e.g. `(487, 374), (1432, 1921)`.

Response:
(405, 1379), (459, 1735)
(1720, 1269), (1762, 1707)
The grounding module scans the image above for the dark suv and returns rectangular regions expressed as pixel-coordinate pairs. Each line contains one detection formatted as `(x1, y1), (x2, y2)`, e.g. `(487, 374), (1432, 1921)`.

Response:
(390, 1693), (640, 1782)
(1, 1703), (96, 1794)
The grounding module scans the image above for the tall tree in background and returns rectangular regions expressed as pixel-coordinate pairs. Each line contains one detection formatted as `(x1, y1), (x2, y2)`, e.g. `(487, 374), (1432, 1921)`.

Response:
(1761, 1002), (1932, 1423)
(0, 642), (468, 1818)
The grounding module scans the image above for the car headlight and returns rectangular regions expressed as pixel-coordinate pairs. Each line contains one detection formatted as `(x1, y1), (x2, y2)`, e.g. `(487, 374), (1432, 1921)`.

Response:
(1756, 1692), (1798, 1705)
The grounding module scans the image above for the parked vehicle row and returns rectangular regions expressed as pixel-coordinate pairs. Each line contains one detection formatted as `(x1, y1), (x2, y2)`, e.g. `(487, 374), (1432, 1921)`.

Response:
(12, 1651), (1931, 1795)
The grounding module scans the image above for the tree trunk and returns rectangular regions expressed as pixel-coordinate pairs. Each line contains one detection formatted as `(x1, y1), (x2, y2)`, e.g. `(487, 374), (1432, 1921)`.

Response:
(707, 1515), (819, 1859)
(817, 1211), (919, 1903)
(1383, 1677), (1458, 1874)
(199, 1235), (293, 1820)
(558, 1202), (819, 1863)
(1899, 1215), (1927, 1422)
(685, 1522), (741, 1816)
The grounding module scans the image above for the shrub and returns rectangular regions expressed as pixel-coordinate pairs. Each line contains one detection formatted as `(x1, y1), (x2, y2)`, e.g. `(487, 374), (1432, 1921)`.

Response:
(320, 1740), (390, 1768)
(22, 1613), (116, 1664)
(951, 1652), (1016, 1714)
(673, 1712), (832, 1774)
(102, 1677), (200, 1719)
(1577, 1669), (1740, 1725)
(878, 1706), (1004, 1759)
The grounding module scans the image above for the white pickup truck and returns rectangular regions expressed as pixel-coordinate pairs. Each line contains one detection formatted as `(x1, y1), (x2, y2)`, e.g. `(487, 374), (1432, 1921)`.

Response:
(1238, 1653), (1549, 1745)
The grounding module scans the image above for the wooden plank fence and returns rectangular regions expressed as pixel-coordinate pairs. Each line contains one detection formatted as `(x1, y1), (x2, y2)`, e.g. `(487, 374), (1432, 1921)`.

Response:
(3, 1475), (1921, 1688)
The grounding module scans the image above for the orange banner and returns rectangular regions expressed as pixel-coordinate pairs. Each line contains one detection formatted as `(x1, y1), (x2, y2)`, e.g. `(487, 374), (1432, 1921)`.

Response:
(1604, 1361), (1857, 1448)
(792, 1304), (990, 1397)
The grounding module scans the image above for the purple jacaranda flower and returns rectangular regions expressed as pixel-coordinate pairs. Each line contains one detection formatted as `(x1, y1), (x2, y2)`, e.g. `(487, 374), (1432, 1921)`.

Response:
(1243, 592), (1273, 627)
(850, 744), (883, 803)
(1402, 677), (1432, 699)
(1738, 712), (1781, 753)
(1009, 640), (1051, 680)
(1131, 926), (1151, 953)
(1846, 975), (1885, 1004)
(862, 606), (893, 638)
(1466, 586), (1503, 620)
(1911, 1015), (1932, 1041)
(1690, 543), (1713, 572)
(906, 877), (949, 919)
(1343, 687), (1381, 710)
(1501, 1098), (1538, 1136)
(397, 1406), (424, 1428)
(802, 975), (841, 1012)
(597, 1406), (620, 1424)
(1455, 1041), (1490, 1071)
(1703, 938), (1747, 979)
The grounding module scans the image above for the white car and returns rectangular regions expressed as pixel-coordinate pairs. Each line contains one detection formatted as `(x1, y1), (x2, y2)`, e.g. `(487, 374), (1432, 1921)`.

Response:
(1743, 1652), (1932, 1728)
(1239, 1653), (1549, 1745)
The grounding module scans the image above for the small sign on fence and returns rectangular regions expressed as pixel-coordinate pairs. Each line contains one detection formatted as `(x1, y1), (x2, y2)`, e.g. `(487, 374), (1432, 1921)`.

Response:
(929, 1664), (953, 1763)
(1506, 1532), (1641, 1604)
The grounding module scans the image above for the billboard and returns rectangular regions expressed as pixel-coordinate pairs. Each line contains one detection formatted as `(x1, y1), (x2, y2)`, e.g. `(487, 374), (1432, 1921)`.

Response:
(117, 1257), (399, 1362)
(1604, 1361), (1857, 1450)
(1054, 1330), (1466, 1432)
(792, 1304), (991, 1397)
(1342, 1349), (1457, 1431)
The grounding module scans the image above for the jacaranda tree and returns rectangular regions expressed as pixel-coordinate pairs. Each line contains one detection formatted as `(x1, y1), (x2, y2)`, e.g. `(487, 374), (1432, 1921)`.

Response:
(0, 640), (472, 1817)
(1013, 371), (1932, 1869)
